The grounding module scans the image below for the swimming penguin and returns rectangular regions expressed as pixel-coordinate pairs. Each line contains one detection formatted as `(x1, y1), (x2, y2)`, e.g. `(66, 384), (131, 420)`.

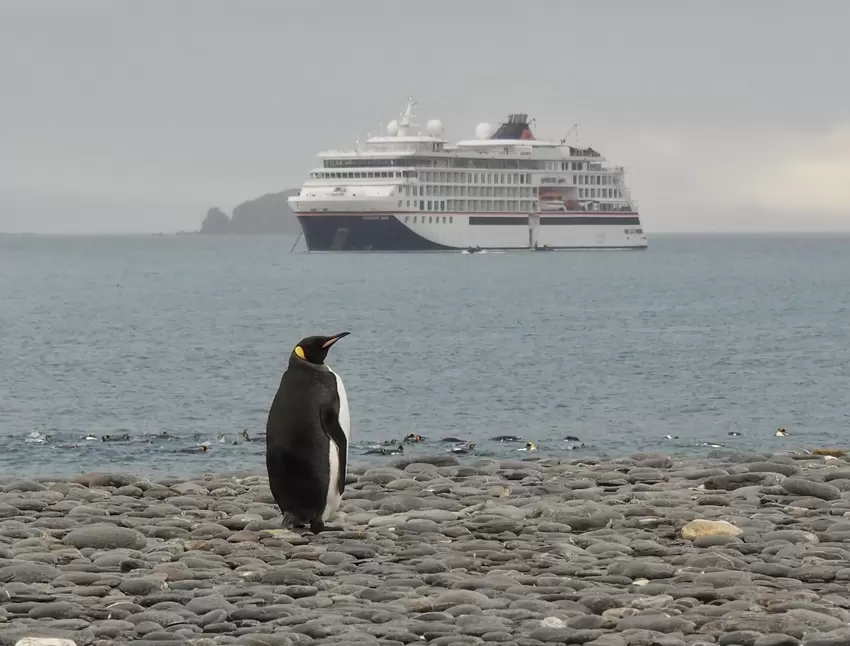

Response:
(365, 444), (403, 456)
(265, 332), (351, 535)
(775, 427), (788, 437)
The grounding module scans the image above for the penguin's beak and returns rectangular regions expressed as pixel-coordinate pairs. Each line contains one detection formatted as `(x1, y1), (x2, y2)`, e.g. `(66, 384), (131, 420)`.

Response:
(321, 332), (350, 348)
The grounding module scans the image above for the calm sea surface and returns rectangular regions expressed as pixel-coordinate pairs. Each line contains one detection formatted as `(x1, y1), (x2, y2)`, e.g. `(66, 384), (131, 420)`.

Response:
(1, 233), (848, 479)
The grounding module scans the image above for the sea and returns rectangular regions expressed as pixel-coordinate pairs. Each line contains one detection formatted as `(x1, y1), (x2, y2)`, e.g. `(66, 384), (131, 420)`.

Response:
(1, 233), (848, 479)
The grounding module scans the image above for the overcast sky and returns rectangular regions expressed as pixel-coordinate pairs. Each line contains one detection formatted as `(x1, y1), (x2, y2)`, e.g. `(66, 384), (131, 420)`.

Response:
(1, 0), (848, 233)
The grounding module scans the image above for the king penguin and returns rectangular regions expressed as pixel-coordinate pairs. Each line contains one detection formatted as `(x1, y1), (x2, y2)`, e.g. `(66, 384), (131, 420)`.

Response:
(265, 332), (351, 534)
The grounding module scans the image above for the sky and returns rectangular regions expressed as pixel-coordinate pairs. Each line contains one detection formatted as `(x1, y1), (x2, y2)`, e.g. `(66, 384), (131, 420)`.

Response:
(1, 0), (848, 234)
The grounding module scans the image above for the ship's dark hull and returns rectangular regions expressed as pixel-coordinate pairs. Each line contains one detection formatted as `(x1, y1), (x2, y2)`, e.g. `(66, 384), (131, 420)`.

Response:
(296, 213), (646, 252)
(298, 214), (454, 251)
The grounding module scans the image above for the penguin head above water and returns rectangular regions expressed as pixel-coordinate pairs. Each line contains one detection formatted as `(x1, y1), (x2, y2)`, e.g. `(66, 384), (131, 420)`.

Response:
(292, 332), (350, 365)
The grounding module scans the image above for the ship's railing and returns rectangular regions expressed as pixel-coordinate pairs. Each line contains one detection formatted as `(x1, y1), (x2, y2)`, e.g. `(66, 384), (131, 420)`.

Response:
(585, 163), (625, 173)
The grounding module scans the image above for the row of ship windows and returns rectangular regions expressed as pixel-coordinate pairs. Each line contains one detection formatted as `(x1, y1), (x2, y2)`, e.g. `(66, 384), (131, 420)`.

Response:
(404, 215), (454, 224)
(581, 188), (621, 198)
(405, 185), (622, 200)
(308, 170), (616, 184)
(418, 171), (533, 184)
(398, 199), (538, 212)
(322, 158), (593, 171)
(405, 185), (535, 198)
(396, 199), (632, 212)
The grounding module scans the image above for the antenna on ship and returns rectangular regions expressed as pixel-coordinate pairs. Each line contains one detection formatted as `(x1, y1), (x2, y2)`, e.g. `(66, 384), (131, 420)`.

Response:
(397, 95), (417, 136)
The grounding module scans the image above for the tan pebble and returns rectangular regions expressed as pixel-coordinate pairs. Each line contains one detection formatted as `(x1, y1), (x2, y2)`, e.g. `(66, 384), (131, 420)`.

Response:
(680, 519), (743, 541)
(603, 607), (640, 620)
(259, 528), (302, 541)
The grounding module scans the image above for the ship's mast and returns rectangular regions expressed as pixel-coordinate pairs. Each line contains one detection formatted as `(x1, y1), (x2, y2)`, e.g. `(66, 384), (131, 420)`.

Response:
(397, 96), (417, 136)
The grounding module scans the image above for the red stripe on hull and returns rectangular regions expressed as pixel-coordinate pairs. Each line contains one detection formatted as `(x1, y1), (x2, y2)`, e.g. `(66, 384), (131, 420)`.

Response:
(295, 211), (639, 217)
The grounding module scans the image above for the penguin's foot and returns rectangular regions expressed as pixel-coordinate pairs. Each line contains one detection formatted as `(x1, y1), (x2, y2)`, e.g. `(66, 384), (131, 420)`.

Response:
(310, 519), (343, 534)
(281, 512), (307, 530)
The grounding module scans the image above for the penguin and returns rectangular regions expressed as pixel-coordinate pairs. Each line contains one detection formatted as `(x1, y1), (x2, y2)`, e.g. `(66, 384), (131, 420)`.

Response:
(265, 332), (351, 535)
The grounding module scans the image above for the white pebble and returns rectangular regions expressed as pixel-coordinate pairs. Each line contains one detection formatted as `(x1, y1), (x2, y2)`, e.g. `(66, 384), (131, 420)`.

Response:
(541, 616), (566, 629)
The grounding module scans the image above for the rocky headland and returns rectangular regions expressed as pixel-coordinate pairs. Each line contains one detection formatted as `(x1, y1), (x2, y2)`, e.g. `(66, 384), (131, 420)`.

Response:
(2, 450), (850, 646)
(199, 190), (301, 235)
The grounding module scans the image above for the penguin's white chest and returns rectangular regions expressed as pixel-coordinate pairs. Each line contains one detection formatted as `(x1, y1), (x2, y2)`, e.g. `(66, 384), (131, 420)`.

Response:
(323, 367), (350, 520)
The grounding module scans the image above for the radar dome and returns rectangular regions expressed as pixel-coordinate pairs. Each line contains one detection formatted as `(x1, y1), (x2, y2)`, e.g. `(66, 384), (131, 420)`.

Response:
(426, 119), (444, 137)
(387, 119), (400, 136)
(476, 122), (494, 140)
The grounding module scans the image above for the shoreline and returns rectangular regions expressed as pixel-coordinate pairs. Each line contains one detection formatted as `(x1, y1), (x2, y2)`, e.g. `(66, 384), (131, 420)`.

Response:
(2, 452), (850, 646)
(1, 444), (841, 483)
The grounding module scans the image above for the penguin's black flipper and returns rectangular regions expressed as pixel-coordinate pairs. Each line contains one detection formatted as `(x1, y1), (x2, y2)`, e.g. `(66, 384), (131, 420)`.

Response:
(320, 403), (348, 496)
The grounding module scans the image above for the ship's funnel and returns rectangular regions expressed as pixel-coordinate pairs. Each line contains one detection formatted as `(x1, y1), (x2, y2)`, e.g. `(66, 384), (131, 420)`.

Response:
(491, 114), (535, 140)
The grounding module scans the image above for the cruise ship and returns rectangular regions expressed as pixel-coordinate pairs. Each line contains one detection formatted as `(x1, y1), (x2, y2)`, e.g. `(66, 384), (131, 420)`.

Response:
(289, 98), (647, 252)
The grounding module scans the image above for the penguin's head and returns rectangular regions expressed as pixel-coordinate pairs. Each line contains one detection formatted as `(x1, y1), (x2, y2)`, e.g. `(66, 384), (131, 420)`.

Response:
(292, 332), (350, 365)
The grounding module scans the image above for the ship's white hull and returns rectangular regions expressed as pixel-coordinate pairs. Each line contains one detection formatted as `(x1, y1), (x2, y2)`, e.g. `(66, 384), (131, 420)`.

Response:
(296, 212), (647, 252)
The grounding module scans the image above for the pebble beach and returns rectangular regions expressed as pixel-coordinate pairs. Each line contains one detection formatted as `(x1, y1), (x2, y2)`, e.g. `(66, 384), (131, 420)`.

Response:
(2, 450), (850, 646)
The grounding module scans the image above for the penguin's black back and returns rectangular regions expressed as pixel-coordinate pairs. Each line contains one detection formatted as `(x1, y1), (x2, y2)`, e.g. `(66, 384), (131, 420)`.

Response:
(265, 358), (340, 524)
